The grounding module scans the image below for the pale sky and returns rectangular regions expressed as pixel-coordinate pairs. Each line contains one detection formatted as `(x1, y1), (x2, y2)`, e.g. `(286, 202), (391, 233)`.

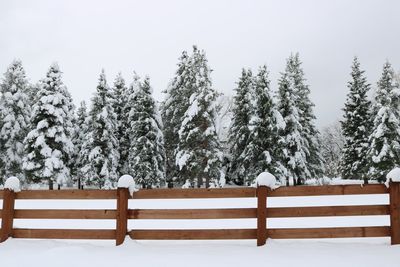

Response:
(1, 0), (399, 128)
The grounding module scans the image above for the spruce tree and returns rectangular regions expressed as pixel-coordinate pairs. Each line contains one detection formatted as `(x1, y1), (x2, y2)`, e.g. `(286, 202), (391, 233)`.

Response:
(80, 70), (120, 188)
(175, 48), (222, 188)
(228, 68), (254, 185)
(0, 60), (31, 183)
(277, 56), (310, 186)
(243, 65), (286, 184)
(161, 50), (191, 185)
(320, 122), (345, 178)
(23, 63), (74, 189)
(111, 73), (129, 174)
(367, 61), (400, 182)
(73, 101), (89, 189)
(128, 77), (166, 188)
(340, 57), (372, 181)
(291, 54), (325, 179)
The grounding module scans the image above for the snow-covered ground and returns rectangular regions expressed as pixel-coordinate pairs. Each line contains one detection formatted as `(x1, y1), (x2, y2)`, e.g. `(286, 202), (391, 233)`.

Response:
(1, 192), (399, 266)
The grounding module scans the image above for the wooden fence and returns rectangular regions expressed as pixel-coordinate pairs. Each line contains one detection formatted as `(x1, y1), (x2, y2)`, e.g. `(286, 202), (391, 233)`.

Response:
(0, 182), (399, 246)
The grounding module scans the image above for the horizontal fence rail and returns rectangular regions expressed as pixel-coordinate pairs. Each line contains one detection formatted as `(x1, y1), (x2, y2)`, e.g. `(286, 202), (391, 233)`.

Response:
(0, 182), (399, 246)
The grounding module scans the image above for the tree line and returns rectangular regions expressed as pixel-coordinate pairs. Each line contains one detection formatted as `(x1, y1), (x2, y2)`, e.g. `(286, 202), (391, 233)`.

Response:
(0, 47), (398, 189)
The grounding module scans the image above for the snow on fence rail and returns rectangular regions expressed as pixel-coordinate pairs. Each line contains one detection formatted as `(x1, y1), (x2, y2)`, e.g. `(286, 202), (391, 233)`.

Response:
(0, 182), (400, 246)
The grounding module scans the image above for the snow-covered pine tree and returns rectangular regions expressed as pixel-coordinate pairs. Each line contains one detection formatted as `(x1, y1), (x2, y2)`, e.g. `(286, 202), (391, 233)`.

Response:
(128, 77), (166, 188)
(277, 56), (310, 186)
(367, 61), (400, 182)
(320, 122), (345, 178)
(62, 81), (76, 187)
(111, 73), (130, 174)
(175, 48), (223, 188)
(80, 70), (120, 188)
(0, 60), (31, 183)
(161, 50), (191, 186)
(23, 63), (75, 189)
(243, 65), (286, 185)
(291, 54), (325, 179)
(228, 68), (254, 185)
(340, 57), (372, 181)
(26, 82), (40, 106)
(73, 101), (89, 189)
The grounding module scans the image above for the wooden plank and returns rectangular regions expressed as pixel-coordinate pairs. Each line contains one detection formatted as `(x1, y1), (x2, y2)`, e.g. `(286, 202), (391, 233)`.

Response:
(0, 210), (2, 218)
(116, 188), (129, 246)
(389, 181), (400, 245)
(14, 209), (116, 219)
(12, 229), (116, 239)
(129, 208), (257, 219)
(268, 184), (388, 197)
(129, 229), (257, 240)
(257, 186), (267, 246)
(0, 189), (16, 242)
(16, 190), (117, 199)
(132, 188), (256, 199)
(268, 226), (390, 239)
(267, 205), (390, 218)
(0, 190), (3, 198)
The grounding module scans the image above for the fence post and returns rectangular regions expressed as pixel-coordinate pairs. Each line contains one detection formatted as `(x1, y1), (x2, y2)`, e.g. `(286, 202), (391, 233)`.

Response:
(1, 189), (16, 243)
(116, 187), (129, 246)
(389, 181), (400, 245)
(257, 185), (267, 246)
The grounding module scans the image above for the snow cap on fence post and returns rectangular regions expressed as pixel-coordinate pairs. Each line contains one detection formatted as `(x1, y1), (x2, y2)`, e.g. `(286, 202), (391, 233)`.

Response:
(385, 167), (400, 187)
(118, 175), (137, 196)
(255, 172), (279, 190)
(4, 176), (21, 192)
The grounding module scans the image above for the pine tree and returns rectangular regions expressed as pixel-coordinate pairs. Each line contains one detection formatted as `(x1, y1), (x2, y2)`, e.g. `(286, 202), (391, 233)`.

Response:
(0, 60), (31, 183)
(175, 47), (223, 188)
(320, 122), (345, 178)
(81, 70), (120, 188)
(243, 65), (286, 184)
(161, 50), (191, 185)
(340, 57), (372, 181)
(228, 69), (254, 185)
(128, 77), (166, 188)
(291, 54), (325, 178)
(23, 63), (74, 189)
(111, 73), (129, 174)
(73, 101), (89, 189)
(277, 56), (310, 186)
(367, 61), (400, 182)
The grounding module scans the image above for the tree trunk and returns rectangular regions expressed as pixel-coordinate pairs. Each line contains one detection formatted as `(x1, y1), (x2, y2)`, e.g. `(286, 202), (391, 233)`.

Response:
(49, 180), (54, 190)
(197, 175), (204, 188)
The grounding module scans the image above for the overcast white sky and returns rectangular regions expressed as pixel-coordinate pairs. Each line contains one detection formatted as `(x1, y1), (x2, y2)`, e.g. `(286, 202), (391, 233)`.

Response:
(1, 0), (399, 128)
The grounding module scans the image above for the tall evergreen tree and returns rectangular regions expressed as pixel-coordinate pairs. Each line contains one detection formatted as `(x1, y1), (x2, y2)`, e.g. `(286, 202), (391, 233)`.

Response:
(228, 69), (254, 185)
(80, 70), (120, 188)
(161, 51), (191, 185)
(277, 56), (310, 185)
(340, 57), (372, 181)
(128, 77), (166, 188)
(23, 63), (74, 189)
(111, 73), (129, 174)
(0, 60), (31, 183)
(291, 54), (325, 178)
(73, 101), (89, 189)
(175, 48), (223, 188)
(367, 61), (400, 182)
(243, 65), (286, 184)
